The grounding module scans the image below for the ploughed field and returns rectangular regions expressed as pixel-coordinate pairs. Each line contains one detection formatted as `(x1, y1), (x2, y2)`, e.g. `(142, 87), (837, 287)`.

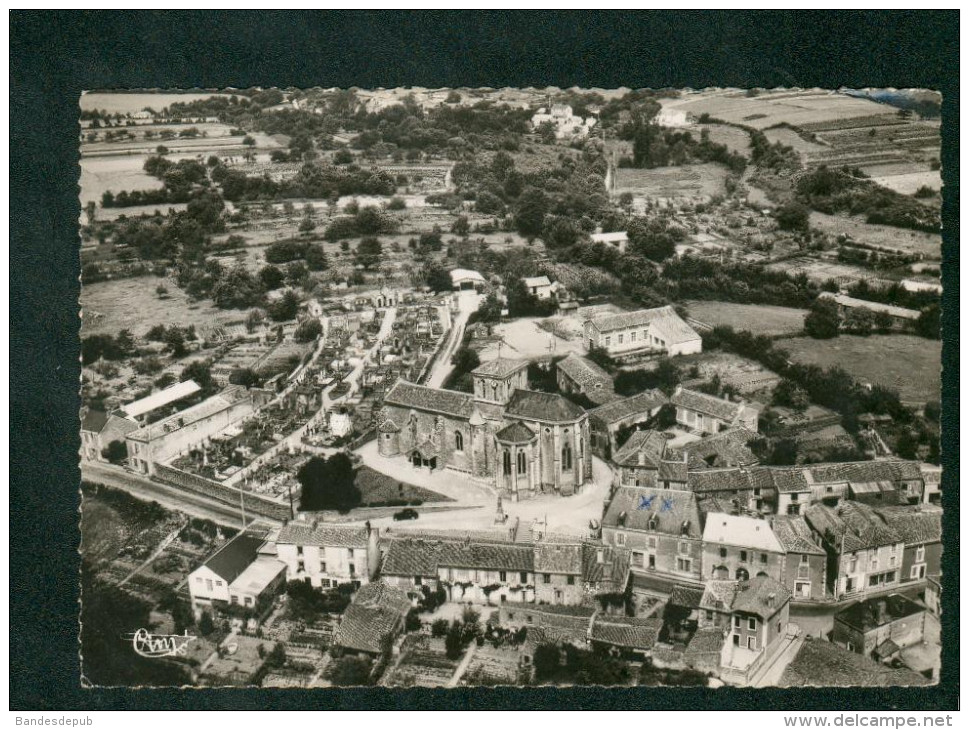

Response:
(776, 334), (942, 405)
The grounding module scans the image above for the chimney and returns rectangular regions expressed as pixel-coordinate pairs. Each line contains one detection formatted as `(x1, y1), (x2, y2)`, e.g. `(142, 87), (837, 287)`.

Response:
(674, 385), (683, 396)
(767, 592), (776, 609)
(365, 520), (372, 536)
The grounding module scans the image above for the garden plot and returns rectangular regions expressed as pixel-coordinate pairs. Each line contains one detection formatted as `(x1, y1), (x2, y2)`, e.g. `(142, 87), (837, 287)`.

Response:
(461, 644), (526, 686)
(762, 126), (826, 157)
(776, 334), (941, 405)
(869, 170), (942, 196)
(382, 635), (461, 688)
(678, 350), (781, 395)
(614, 163), (729, 204)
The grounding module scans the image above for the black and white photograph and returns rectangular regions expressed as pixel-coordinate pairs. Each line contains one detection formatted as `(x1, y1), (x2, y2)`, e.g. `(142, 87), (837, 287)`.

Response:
(75, 84), (945, 690)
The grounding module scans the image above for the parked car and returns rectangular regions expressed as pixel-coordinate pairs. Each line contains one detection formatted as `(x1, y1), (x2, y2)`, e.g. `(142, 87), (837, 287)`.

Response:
(393, 508), (419, 521)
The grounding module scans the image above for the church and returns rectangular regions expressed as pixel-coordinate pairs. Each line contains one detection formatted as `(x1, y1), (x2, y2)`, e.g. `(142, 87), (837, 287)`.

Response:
(377, 358), (593, 500)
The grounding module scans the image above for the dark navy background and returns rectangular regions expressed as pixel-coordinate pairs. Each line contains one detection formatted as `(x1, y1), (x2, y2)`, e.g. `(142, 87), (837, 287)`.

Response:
(9, 10), (959, 710)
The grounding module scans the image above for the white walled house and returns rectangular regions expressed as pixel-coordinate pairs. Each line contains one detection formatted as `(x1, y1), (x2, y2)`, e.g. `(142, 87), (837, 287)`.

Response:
(188, 532), (277, 618)
(275, 521), (380, 589)
(584, 306), (702, 359)
(522, 276), (554, 300)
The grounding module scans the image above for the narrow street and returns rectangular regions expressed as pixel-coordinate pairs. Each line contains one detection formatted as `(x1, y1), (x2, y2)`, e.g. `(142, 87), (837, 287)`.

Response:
(425, 291), (481, 389)
(81, 461), (270, 528)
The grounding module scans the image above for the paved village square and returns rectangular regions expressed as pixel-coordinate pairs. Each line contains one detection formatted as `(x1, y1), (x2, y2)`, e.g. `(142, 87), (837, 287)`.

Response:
(78, 86), (943, 688)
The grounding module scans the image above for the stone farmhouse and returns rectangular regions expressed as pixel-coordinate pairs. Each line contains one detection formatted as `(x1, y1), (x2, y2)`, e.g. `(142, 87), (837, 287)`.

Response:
(378, 358), (593, 500)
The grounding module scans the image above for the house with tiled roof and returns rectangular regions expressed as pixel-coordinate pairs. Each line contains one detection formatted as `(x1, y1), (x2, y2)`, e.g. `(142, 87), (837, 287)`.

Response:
(771, 515), (827, 601)
(555, 353), (618, 406)
(670, 386), (759, 435)
(602, 487), (703, 591)
(380, 534), (627, 608)
(726, 576), (791, 657)
(589, 615), (664, 658)
(677, 427), (760, 470)
(588, 389), (669, 457)
(872, 505), (942, 585)
(80, 408), (138, 462)
(804, 502), (906, 600)
(378, 356), (592, 499)
(188, 531), (285, 620)
(832, 593), (926, 662)
(702, 513), (786, 585)
(275, 519), (379, 589)
(333, 582), (412, 656)
(782, 635), (931, 688)
(583, 305), (702, 359)
(611, 429), (689, 490)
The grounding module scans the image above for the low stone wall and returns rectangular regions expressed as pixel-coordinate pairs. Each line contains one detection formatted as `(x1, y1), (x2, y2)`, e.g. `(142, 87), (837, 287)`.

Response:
(153, 463), (291, 521)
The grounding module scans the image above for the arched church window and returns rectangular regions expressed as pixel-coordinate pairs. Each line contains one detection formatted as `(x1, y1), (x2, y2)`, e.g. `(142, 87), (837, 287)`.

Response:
(503, 450), (512, 476)
(517, 450), (527, 473)
(454, 430), (464, 451)
(562, 444), (572, 471)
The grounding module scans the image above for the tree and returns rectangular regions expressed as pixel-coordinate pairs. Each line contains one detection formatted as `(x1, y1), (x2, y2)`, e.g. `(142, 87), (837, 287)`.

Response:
(268, 289), (300, 322)
(452, 347), (480, 374)
(425, 263), (452, 293)
(775, 201), (811, 231)
(164, 328), (188, 357)
(298, 216), (316, 235)
(804, 298), (841, 339)
(102, 440), (128, 464)
(245, 308), (266, 333)
(533, 644), (561, 681)
(355, 237), (383, 270)
(197, 611), (215, 636)
(916, 303), (940, 339)
(333, 148), (353, 165)
(305, 243), (329, 271)
(294, 318), (323, 342)
(259, 265), (285, 291)
(285, 261), (309, 288)
(297, 453), (362, 512)
(181, 360), (214, 394)
(843, 307), (875, 336)
(213, 265), (264, 309)
(431, 619), (449, 638)
(451, 215), (470, 237)
(229, 367), (261, 389)
(444, 621), (465, 660)
(242, 135), (256, 147)
(772, 379), (810, 412)
(328, 656), (372, 686)
(895, 430), (919, 460)
(514, 188), (549, 238)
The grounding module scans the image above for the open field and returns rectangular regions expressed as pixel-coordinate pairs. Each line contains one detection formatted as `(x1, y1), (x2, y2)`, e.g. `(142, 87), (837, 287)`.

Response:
(81, 275), (242, 337)
(79, 156), (165, 205)
(614, 162), (729, 202)
(684, 300), (807, 336)
(776, 334), (941, 404)
(81, 92), (232, 115)
(808, 212), (942, 257)
(694, 123), (751, 155)
(870, 170), (943, 196)
(659, 89), (892, 131)
(762, 126), (826, 157)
